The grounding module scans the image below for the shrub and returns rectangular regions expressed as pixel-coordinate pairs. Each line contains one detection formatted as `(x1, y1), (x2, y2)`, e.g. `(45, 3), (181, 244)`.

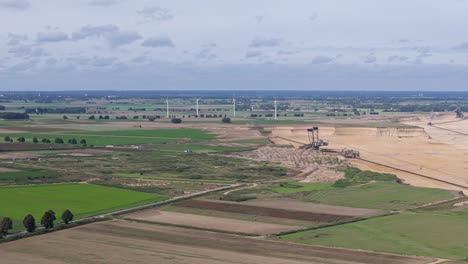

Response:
(171, 118), (182, 124)
(222, 117), (231, 123)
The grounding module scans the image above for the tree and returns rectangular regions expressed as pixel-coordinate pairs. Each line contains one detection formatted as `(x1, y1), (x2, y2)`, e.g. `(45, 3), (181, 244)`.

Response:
(0, 217), (13, 237)
(61, 209), (74, 224)
(55, 138), (64, 144)
(41, 210), (56, 229)
(222, 117), (231, 123)
(68, 138), (77, 144)
(63, 115), (68, 120)
(89, 115), (95, 120)
(171, 118), (182, 124)
(23, 214), (36, 232)
(17, 137), (26, 143)
(33, 137), (39, 144)
(4, 136), (10, 142)
(80, 139), (87, 145)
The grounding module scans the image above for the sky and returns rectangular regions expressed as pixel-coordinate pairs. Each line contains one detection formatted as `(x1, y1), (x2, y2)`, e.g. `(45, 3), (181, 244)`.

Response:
(0, 0), (468, 91)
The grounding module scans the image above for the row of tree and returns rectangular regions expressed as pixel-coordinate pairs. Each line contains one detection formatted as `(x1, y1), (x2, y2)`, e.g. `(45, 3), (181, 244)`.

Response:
(3, 136), (87, 145)
(1, 210), (74, 238)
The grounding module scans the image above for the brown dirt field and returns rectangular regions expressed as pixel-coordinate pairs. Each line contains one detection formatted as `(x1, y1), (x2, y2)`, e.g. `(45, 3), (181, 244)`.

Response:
(0, 129), (27, 133)
(0, 152), (40, 160)
(174, 199), (352, 222)
(231, 146), (344, 183)
(269, 121), (468, 193)
(0, 220), (435, 264)
(243, 200), (381, 217)
(0, 167), (18, 172)
(127, 210), (301, 235)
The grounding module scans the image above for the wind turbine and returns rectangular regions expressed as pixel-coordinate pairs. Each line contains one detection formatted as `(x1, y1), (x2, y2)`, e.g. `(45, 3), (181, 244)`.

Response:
(165, 98), (169, 118)
(274, 99), (277, 120)
(232, 97), (236, 117)
(196, 98), (201, 117)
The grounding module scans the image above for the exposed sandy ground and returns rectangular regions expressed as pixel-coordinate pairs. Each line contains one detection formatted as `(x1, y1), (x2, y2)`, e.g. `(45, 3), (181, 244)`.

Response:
(127, 210), (300, 235)
(0, 167), (18, 172)
(243, 200), (380, 217)
(269, 120), (468, 193)
(0, 152), (40, 160)
(0, 220), (435, 264)
(231, 146), (344, 183)
(0, 129), (27, 133)
(175, 199), (352, 222)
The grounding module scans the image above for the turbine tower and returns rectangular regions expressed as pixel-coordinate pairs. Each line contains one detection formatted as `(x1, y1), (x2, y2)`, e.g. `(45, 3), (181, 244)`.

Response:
(274, 99), (277, 120)
(196, 98), (201, 117)
(232, 97), (236, 117)
(166, 98), (169, 118)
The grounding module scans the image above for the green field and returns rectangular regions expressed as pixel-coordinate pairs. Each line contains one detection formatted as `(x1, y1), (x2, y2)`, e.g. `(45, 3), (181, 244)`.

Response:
(272, 181), (333, 194)
(0, 184), (164, 232)
(0, 128), (215, 146)
(281, 212), (468, 260)
(305, 182), (454, 210)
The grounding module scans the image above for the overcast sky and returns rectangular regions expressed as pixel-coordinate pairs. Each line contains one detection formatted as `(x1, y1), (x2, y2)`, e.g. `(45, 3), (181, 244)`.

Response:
(1, 0), (468, 91)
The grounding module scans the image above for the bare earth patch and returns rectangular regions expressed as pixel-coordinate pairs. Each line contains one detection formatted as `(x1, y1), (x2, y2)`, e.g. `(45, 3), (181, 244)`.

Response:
(174, 199), (353, 222)
(127, 210), (300, 235)
(0, 220), (435, 264)
(0, 167), (19, 172)
(243, 200), (381, 217)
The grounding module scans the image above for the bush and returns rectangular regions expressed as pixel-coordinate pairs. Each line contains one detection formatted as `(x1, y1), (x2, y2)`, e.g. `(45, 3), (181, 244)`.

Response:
(4, 136), (10, 142)
(171, 118), (182, 124)
(222, 117), (231, 123)
(23, 214), (36, 233)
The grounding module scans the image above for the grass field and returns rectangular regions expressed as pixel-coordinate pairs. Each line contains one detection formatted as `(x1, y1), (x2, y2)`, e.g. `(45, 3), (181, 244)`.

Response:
(281, 212), (468, 260)
(0, 184), (164, 232)
(305, 182), (454, 210)
(0, 128), (215, 146)
(272, 181), (333, 194)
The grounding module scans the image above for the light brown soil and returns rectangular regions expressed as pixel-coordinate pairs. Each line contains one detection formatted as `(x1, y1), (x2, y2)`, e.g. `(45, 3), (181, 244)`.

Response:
(0, 129), (27, 133)
(0, 167), (18, 172)
(243, 200), (381, 217)
(174, 199), (352, 222)
(127, 210), (300, 235)
(0, 152), (40, 160)
(231, 146), (344, 183)
(0, 220), (435, 264)
(269, 120), (468, 193)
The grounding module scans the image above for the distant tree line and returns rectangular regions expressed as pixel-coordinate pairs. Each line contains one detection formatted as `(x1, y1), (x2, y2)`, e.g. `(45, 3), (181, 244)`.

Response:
(25, 107), (86, 114)
(1, 209), (74, 239)
(4, 136), (86, 145)
(0, 112), (29, 120)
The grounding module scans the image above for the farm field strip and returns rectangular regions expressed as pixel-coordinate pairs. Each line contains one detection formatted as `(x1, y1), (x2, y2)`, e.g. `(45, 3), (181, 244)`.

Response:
(126, 210), (301, 235)
(0, 184), (165, 232)
(174, 199), (353, 222)
(0, 220), (435, 264)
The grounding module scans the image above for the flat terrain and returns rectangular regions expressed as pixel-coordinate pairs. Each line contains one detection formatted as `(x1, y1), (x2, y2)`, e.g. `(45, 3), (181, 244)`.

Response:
(0, 184), (164, 231)
(0, 220), (436, 264)
(281, 211), (468, 260)
(243, 200), (380, 217)
(0, 128), (214, 146)
(127, 210), (300, 235)
(174, 199), (353, 222)
(304, 182), (454, 210)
